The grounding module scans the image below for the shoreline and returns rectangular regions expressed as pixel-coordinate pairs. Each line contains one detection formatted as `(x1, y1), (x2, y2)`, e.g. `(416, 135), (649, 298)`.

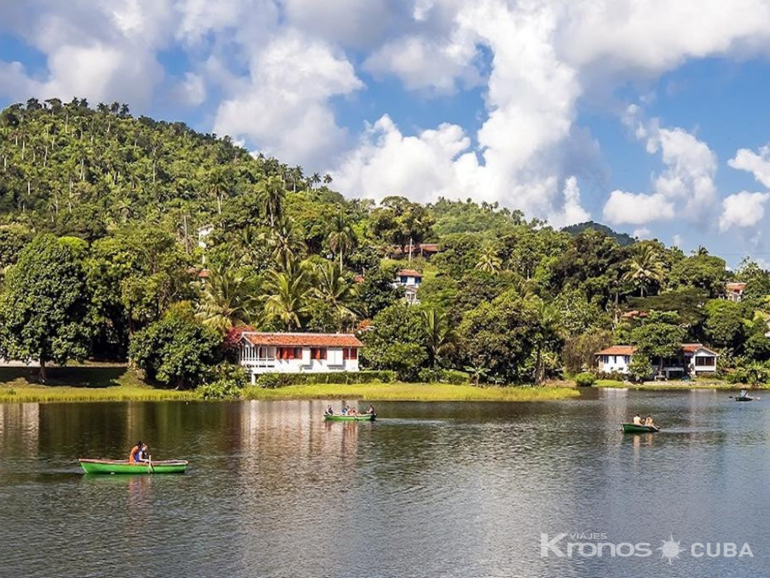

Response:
(0, 381), (580, 404)
(595, 379), (766, 391)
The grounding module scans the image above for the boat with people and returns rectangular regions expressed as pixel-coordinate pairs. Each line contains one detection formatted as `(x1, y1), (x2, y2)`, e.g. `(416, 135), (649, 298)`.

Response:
(621, 423), (660, 433)
(79, 458), (189, 474)
(734, 390), (758, 402)
(323, 414), (376, 422)
(323, 403), (376, 421)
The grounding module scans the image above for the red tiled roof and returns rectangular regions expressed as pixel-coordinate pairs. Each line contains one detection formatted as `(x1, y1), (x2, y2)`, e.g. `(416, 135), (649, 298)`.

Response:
(621, 310), (648, 320)
(726, 282), (746, 291)
(397, 269), (422, 278)
(419, 243), (440, 252)
(681, 343), (718, 355)
(596, 345), (637, 355)
(354, 274), (365, 283)
(241, 332), (363, 347)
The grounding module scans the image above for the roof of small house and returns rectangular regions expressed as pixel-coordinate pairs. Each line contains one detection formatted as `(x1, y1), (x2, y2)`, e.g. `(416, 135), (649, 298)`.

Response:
(596, 345), (637, 356)
(726, 282), (747, 292)
(241, 332), (363, 348)
(682, 343), (718, 355)
(621, 310), (648, 320)
(397, 269), (422, 278)
(597, 343), (719, 356)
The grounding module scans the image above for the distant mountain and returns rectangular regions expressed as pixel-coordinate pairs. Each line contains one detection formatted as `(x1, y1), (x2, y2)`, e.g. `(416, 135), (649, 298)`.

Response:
(561, 221), (636, 247)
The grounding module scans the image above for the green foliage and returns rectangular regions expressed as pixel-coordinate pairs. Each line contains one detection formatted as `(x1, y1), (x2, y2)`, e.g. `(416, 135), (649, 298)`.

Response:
(574, 372), (597, 387)
(631, 310), (686, 367)
(704, 300), (748, 350)
(353, 264), (402, 319)
(129, 303), (222, 388)
(254, 370), (396, 388)
(0, 234), (92, 380)
(196, 363), (248, 400)
(417, 368), (470, 384)
(562, 330), (614, 374)
(628, 354), (653, 382)
(671, 253), (728, 297)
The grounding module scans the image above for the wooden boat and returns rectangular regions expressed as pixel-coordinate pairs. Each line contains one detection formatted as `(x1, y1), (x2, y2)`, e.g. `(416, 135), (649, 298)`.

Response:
(79, 458), (188, 474)
(621, 423), (660, 433)
(735, 395), (756, 402)
(324, 413), (376, 422)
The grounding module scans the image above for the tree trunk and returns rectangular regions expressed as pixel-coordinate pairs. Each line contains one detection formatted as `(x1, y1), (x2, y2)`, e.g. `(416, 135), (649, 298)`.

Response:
(39, 359), (47, 384)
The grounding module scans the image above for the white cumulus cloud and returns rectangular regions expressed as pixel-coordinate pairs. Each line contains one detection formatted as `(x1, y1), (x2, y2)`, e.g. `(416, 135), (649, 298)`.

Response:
(728, 145), (770, 188)
(719, 191), (770, 231)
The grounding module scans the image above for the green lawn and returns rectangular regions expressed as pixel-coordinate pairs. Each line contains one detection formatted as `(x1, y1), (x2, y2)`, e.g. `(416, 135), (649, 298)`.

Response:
(0, 365), (580, 404)
(243, 382), (580, 402)
(0, 365), (194, 403)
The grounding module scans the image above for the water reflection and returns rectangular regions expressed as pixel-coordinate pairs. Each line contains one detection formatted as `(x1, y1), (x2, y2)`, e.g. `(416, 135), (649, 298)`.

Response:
(1, 392), (770, 577)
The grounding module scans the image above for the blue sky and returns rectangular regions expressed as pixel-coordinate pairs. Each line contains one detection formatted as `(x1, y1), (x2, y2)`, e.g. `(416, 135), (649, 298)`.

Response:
(2, 1), (770, 266)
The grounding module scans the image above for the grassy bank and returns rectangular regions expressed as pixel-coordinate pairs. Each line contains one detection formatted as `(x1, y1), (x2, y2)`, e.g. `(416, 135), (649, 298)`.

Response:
(595, 378), (765, 390)
(242, 382), (580, 402)
(0, 365), (194, 403)
(0, 365), (580, 404)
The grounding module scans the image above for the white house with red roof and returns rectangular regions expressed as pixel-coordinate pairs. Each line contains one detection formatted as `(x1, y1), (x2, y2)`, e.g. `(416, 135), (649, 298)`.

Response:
(596, 343), (718, 379)
(394, 269), (422, 305)
(725, 282), (747, 302)
(238, 332), (363, 382)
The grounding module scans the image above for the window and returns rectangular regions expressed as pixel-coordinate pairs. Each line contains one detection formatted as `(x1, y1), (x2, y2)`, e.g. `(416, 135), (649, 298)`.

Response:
(343, 348), (358, 360)
(277, 347), (303, 360)
(695, 356), (715, 366)
(311, 348), (327, 360)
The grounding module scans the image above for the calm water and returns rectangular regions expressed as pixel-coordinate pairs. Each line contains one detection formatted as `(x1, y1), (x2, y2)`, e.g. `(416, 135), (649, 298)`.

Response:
(1, 390), (769, 577)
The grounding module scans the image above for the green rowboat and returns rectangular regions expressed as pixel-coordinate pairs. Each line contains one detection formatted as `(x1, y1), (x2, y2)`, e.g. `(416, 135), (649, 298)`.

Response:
(79, 458), (189, 474)
(621, 423), (660, 434)
(324, 414), (376, 422)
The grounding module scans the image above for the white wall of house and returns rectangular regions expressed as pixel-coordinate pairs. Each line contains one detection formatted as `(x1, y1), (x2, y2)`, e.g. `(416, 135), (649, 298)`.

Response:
(689, 349), (717, 374)
(239, 343), (360, 383)
(597, 354), (632, 374)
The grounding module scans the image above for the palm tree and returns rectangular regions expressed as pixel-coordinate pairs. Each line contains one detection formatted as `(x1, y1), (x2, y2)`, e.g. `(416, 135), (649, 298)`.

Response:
(475, 244), (502, 274)
(255, 175), (285, 227)
(622, 245), (666, 297)
(196, 264), (257, 333)
(310, 172), (322, 188)
(323, 173), (333, 185)
(269, 217), (306, 267)
(262, 260), (312, 330)
(423, 308), (455, 367)
(313, 260), (358, 331)
(327, 211), (356, 267)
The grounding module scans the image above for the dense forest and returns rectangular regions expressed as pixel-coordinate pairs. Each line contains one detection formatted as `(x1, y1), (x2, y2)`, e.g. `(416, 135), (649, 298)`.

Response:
(2, 98), (770, 390)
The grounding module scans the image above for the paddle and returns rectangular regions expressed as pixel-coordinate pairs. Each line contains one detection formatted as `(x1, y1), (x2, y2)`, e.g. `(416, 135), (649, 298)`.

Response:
(148, 454), (153, 474)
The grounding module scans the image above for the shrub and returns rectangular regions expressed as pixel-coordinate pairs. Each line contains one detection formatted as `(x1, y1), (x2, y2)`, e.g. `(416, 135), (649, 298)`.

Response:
(254, 370), (397, 388)
(574, 372), (596, 387)
(197, 364), (248, 400)
(417, 368), (470, 384)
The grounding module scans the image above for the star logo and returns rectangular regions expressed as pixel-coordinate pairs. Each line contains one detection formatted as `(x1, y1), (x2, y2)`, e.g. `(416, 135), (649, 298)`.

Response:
(658, 535), (684, 564)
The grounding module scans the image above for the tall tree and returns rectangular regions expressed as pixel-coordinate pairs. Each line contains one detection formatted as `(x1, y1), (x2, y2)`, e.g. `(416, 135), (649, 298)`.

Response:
(327, 211), (356, 267)
(622, 244), (666, 297)
(422, 308), (455, 367)
(313, 260), (357, 331)
(0, 235), (92, 381)
(262, 259), (311, 330)
(196, 263), (258, 333)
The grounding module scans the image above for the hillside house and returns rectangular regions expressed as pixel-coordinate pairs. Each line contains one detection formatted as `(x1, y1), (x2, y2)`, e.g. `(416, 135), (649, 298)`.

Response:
(596, 343), (718, 379)
(238, 332), (363, 383)
(394, 269), (422, 305)
(726, 282), (747, 302)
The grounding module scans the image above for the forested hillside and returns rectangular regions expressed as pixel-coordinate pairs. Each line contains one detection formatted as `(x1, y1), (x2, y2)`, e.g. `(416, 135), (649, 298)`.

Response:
(1, 99), (770, 389)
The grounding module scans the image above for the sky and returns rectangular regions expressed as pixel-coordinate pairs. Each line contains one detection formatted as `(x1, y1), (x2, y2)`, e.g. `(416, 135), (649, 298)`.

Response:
(2, 1), (770, 266)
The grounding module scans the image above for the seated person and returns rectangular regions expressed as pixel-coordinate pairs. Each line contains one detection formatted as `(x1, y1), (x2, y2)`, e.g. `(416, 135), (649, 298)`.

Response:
(366, 405), (375, 415)
(644, 416), (654, 427)
(128, 441), (148, 464)
(632, 414), (642, 425)
(324, 405), (334, 416)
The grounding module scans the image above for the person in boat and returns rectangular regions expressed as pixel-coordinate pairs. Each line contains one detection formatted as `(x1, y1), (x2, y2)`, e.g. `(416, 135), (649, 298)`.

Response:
(348, 406), (359, 416)
(740, 389), (748, 398)
(644, 416), (654, 427)
(341, 405), (349, 415)
(632, 414), (642, 425)
(128, 441), (149, 464)
(366, 405), (375, 415)
(324, 405), (334, 416)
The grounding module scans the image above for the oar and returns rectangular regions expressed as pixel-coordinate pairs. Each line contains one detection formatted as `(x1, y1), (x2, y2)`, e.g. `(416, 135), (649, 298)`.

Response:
(148, 455), (153, 474)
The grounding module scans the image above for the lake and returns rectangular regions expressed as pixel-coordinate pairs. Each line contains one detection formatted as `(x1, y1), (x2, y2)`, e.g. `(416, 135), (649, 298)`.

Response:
(1, 390), (769, 577)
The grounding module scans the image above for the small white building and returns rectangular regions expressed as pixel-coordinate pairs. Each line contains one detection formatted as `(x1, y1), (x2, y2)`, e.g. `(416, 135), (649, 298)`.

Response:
(238, 332), (363, 383)
(726, 282), (747, 302)
(394, 269), (422, 305)
(596, 343), (718, 379)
